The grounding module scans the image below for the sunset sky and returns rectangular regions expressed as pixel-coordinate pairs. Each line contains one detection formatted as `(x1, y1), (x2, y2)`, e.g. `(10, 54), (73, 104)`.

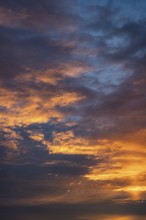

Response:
(0, 0), (146, 219)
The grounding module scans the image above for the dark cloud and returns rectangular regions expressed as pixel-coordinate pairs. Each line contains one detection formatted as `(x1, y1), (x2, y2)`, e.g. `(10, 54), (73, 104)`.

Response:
(1, 201), (146, 220)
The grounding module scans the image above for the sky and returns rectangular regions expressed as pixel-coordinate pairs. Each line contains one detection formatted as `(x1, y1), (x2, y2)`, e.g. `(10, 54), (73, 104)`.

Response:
(0, 0), (146, 219)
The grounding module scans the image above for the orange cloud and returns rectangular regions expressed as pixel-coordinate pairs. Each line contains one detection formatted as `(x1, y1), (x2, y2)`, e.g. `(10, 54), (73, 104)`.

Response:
(0, 86), (83, 129)
(40, 130), (146, 201)
(0, 71), (84, 149)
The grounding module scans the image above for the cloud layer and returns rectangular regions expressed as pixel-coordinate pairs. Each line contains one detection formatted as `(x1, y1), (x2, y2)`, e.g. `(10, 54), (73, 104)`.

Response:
(1, 0), (146, 219)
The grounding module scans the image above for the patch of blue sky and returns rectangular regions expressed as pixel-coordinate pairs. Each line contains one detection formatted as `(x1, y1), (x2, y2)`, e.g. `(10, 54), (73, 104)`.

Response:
(114, 0), (146, 22)
(97, 65), (130, 86)
(106, 35), (129, 49)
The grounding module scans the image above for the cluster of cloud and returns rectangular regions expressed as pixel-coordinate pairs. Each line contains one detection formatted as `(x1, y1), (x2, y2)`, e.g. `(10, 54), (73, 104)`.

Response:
(0, 0), (146, 210)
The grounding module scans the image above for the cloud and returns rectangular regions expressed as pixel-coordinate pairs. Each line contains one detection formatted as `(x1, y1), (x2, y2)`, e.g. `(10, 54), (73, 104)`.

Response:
(0, 1), (80, 31)
(1, 0), (146, 213)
